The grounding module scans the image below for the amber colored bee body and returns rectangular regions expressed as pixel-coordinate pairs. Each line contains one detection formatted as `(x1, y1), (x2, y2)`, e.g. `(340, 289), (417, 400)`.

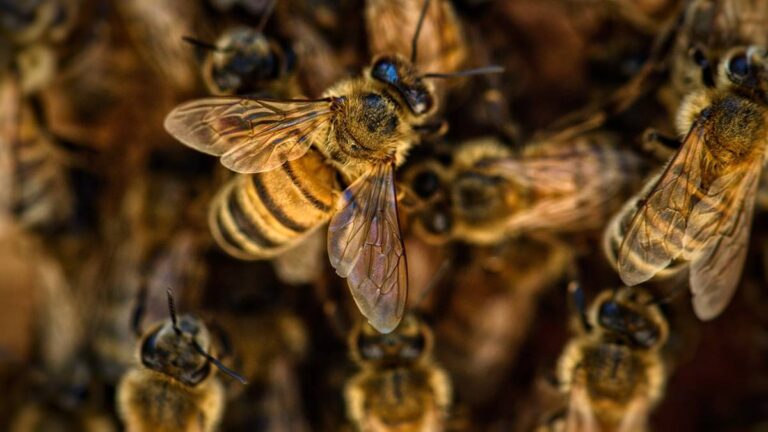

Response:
(345, 314), (452, 432)
(555, 287), (670, 432)
(617, 46), (768, 319)
(117, 292), (243, 432)
(405, 135), (644, 246)
(166, 53), (440, 332)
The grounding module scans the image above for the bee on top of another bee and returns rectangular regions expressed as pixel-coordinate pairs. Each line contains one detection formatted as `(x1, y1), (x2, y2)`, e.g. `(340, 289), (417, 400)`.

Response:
(614, 46), (768, 320)
(164, 0), (503, 333)
(547, 284), (671, 432)
(345, 312), (453, 432)
(403, 134), (644, 247)
(117, 289), (246, 432)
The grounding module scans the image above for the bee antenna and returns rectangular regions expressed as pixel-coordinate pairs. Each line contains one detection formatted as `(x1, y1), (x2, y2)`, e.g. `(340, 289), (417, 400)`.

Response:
(256, 0), (276, 33)
(690, 45), (715, 88)
(568, 281), (592, 332)
(411, 0), (430, 63)
(130, 283), (149, 337)
(192, 340), (248, 384)
(182, 36), (220, 52)
(414, 258), (452, 309)
(166, 288), (182, 336)
(422, 65), (505, 79)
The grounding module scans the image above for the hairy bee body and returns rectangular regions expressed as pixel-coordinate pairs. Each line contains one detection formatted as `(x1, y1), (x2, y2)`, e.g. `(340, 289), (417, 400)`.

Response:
(556, 288), (670, 432)
(118, 368), (224, 432)
(345, 314), (452, 432)
(210, 148), (339, 259)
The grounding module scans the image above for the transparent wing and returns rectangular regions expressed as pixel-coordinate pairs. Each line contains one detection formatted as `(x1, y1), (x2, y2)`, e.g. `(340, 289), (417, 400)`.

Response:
(617, 120), (709, 286)
(327, 163), (407, 334)
(687, 161), (762, 320)
(164, 97), (335, 173)
(565, 385), (599, 432)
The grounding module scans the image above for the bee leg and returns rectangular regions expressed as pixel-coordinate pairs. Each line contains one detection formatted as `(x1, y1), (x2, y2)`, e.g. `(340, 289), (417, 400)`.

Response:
(642, 128), (680, 160)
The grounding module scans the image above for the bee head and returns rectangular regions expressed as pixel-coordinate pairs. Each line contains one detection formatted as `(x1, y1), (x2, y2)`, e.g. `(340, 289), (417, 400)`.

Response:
(403, 160), (454, 244)
(206, 27), (293, 95)
(592, 288), (668, 350)
(721, 46), (768, 96)
(140, 314), (213, 386)
(370, 54), (435, 116)
(351, 313), (432, 366)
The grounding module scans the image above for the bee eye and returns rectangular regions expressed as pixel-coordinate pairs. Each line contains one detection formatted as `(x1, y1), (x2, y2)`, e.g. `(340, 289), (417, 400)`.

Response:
(413, 170), (440, 198)
(728, 54), (750, 79)
(372, 60), (399, 84)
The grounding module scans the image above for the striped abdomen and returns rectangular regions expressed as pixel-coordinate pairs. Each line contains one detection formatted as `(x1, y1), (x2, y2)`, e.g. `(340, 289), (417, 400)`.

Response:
(2, 96), (73, 230)
(209, 149), (339, 259)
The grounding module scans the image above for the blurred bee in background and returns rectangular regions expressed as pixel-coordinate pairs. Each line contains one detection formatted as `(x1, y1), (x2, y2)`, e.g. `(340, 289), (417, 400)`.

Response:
(615, 46), (768, 320)
(185, 1), (299, 97)
(551, 284), (670, 432)
(164, 0), (504, 332)
(117, 289), (246, 432)
(345, 313), (452, 431)
(0, 73), (73, 231)
(403, 135), (644, 246)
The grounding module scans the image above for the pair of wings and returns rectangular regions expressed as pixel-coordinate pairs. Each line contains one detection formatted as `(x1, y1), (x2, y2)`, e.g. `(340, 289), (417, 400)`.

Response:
(617, 117), (763, 320)
(164, 97), (407, 333)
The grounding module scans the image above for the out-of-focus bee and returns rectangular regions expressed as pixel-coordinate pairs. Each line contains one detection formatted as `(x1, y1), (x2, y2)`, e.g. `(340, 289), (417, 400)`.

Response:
(553, 284), (670, 432)
(345, 313), (452, 431)
(615, 46), (768, 320)
(117, 289), (246, 432)
(116, 0), (203, 94)
(164, 6), (503, 332)
(403, 135), (644, 246)
(0, 73), (73, 231)
(186, 3), (298, 97)
(365, 0), (469, 99)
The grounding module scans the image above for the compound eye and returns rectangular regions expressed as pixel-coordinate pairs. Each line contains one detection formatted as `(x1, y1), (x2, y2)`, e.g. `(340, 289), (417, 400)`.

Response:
(727, 53), (749, 79)
(413, 170), (440, 198)
(372, 59), (399, 84)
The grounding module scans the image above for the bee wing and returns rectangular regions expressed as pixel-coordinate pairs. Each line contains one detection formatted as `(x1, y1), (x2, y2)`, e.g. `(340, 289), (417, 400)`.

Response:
(164, 97), (335, 173)
(686, 160), (762, 320)
(617, 396), (651, 432)
(564, 385), (599, 432)
(617, 121), (710, 286)
(327, 163), (407, 334)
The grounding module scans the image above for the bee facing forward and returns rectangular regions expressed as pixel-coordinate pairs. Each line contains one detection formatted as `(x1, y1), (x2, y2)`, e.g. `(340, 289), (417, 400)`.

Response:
(164, 0), (502, 333)
(117, 290), (246, 432)
(403, 135), (643, 246)
(616, 46), (768, 320)
(345, 313), (452, 432)
(555, 285), (670, 432)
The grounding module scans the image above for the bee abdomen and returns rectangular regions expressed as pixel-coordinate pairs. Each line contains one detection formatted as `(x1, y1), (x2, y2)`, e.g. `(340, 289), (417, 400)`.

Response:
(209, 153), (339, 259)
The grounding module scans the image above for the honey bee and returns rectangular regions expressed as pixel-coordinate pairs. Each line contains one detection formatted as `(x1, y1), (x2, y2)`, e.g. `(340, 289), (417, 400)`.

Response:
(117, 289), (246, 432)
(345, 313), (452, 431)
(555, 284), (670, 432)
(164, 3), (502, 332)
(185, 3), (298, 97)
(403, 135), (644, 246)
(615, 46), (768, 320)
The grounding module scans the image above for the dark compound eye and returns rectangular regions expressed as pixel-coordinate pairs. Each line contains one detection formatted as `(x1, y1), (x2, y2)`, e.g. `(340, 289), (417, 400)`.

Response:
(372, 60), (399, 84)
(598, 301), (625, 331)
(728, 54), (750, 79)
(413, 170), (440, 198)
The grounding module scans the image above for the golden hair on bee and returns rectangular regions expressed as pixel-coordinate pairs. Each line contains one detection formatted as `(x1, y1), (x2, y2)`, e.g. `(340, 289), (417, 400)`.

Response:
(117, 289), (246, 432)
(345, 313), (452, 432)
(555, 284), (670, 432)
(164, 0), (503, 333)
(617, 46), (768, 320)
